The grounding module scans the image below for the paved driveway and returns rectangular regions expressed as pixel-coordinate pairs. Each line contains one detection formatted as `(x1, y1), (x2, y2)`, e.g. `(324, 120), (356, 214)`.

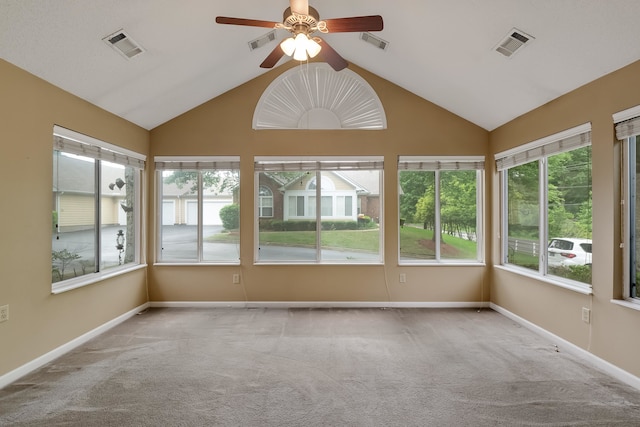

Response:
(54, 225), (381, 265)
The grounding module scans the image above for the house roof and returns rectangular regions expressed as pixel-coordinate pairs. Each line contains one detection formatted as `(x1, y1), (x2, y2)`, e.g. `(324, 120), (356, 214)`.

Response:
(3, 1), (640, 131)
(337, 171), (380, 196)
(53, 152), (127, 196)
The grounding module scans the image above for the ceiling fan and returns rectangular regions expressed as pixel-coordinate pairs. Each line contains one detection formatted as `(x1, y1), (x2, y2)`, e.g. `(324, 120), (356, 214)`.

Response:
(215, 0), (383, 71)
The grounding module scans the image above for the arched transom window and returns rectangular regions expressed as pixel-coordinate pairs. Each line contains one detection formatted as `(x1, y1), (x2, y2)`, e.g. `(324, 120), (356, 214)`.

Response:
(253, 63), (386, 130)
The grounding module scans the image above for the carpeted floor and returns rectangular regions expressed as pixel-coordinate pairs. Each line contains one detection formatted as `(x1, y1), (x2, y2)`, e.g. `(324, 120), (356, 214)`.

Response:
(2, 307), (640, 426)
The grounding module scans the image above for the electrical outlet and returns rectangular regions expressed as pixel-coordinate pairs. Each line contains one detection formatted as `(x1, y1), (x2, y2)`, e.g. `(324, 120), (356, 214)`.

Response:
(581, 307), (590, 324)
(232, 274), (240, 284)
(0, 305), (8, 323)
(399, 273), (406, 283)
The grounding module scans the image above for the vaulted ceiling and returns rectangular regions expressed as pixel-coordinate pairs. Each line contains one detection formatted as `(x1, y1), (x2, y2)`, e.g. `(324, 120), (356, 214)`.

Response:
(2, 0), (640, 131)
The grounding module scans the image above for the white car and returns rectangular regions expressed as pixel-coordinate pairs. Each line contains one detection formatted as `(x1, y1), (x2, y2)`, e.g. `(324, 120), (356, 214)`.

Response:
(548, 238), (592, 267)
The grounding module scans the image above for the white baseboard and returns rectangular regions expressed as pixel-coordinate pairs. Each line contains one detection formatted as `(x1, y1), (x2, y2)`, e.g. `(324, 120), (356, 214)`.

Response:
(149, 301), (491, 309)
(0, 302), (150, 390)
(490, 302), (640, 391)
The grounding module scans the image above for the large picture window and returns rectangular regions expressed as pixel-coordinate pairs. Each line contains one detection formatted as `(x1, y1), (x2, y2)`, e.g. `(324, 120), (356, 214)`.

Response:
(52, 126), (145, 292)
(616, 107), (640, 301)
(155, 157), (240, 264)
(496, 124), (592, 289)
(398, 157), (484, 263)
(255, 157), (383, 263)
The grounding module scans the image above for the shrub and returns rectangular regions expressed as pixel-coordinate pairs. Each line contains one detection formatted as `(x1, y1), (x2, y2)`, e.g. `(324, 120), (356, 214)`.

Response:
(219, 204), (239, 230)
(357, 215), (377, 229)
(321, 220), (357, 230)
(549, 265), (592, 284)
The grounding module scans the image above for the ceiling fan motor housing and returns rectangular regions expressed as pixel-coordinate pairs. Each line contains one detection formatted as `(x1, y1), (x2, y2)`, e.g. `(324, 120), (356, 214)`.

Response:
(283, 6), (320, 35)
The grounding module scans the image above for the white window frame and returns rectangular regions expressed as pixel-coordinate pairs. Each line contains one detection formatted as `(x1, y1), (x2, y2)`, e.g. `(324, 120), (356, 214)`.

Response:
(398, 156), (485, 265)
(615, 105), (640, 306)
(155, 156), (240, 265)
(254, 156), (384, 264)
(52, 125), (146, 294)
(495, 123), (592, 294)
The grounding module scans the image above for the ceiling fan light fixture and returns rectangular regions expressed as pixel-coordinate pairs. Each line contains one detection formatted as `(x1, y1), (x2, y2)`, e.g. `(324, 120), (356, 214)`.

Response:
(282, 33), (321, 61)
(293, 33), (310, 60)
(306, 37), (321, 58)
(280, 37), (296, 56)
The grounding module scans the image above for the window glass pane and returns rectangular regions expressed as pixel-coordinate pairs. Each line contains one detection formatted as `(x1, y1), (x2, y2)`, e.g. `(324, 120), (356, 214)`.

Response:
(101, 160), (137, 270)
(546, 146), (592, 284)
(259, 185), (273, 218)
(257, 169), (382, 263)
(258, 171), (317, 261)
(158, 168), (240, 263)
(345, 196), (352, 217)
(159, 170), (198, 260)
(308, 196), (316, 217)
(321, 196), (333, 216)
(202, 169), (239, 262)
(440, 170), (478, 260)
(399, 170), (437, 261)
(320, 170), (382, 262)
(52, 151), (96, 282)
(507, 162), (540, 271)
(288, 195), (306, 217)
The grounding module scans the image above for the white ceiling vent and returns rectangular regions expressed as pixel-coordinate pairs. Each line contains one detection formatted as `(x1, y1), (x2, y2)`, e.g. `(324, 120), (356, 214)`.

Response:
(360, 32), (389, 51)
(495, 28), (534, 58)
(248, 30), (276, 51)
(102, 30), (145, 60)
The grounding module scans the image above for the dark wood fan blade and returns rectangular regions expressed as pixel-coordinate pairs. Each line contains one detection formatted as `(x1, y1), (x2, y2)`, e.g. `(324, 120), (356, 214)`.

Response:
(215, 16), (279, 28)
(323, 15), (383, 33)
(290, 0), (308, 15)
(260, 44), (286, 69)
(317, 38), (348, 71)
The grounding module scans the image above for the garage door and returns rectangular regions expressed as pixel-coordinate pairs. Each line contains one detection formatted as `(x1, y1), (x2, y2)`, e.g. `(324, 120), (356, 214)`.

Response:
(186, 201), (230, 225)
(162, 200), (175, 225)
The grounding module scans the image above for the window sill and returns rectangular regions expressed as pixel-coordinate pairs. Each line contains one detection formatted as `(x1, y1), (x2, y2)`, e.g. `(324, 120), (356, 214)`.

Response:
(52, 264), (147, 295)
(399, 261), (485, 267)
(610, 298), (640, 311)
(253, 261), (384, 266)
(153, 261), (241, 266)
(494, 264), (592, 295)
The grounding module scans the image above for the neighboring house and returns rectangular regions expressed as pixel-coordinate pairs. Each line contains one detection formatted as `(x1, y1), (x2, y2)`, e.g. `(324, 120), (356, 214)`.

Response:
(258, 170), (380, 222)
(55, 157), (378, 229)
(161, 182), (233, 226)
(52, 153), (129, 232)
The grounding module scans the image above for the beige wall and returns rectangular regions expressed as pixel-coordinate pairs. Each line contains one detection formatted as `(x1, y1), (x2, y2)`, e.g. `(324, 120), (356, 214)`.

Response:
(490, 59), (640, 376)
(12, 51), (640, 384)
(0, 59), (149, 377)
(149, 61), (490, 303)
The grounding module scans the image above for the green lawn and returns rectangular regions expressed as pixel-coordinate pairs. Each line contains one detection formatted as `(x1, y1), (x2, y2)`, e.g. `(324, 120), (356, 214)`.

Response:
(207, 226), (478, 258)
(399, 226), (477, 259)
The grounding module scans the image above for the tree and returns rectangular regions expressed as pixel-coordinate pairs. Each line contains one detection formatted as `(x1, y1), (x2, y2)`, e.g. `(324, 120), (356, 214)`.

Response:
(507, 161), (540, 239)
(414, 184), (435, 231)
(163, 170), (240, 197)
(548, 146), (592, 216)
(440, 170), (477, 239)
(399, 171), (435, 223)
